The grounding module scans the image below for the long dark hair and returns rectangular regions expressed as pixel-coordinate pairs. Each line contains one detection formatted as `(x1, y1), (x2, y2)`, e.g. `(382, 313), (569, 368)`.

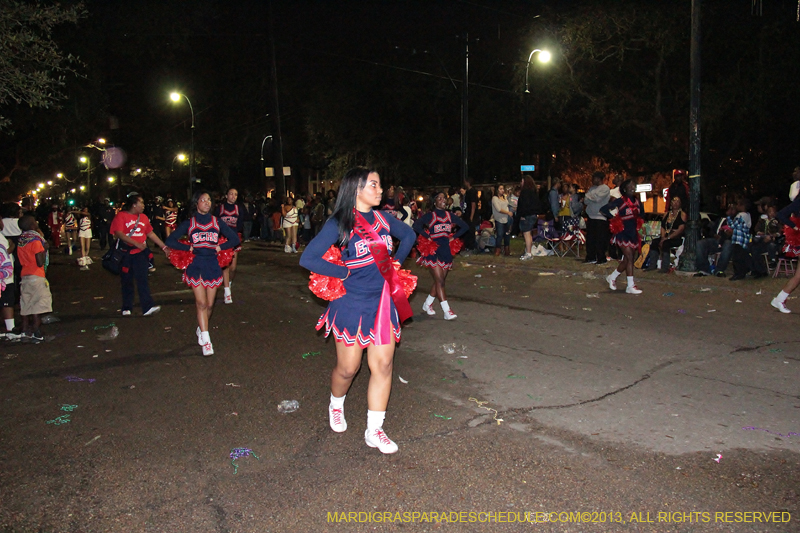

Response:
(331, 166), (374, 247)
(191, 189), (210, 214)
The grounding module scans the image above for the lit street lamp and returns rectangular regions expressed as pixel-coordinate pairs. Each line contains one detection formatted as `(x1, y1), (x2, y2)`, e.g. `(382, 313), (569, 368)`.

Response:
(523, 48), (551, 167)
(170, 92), (195, 199)
(79, 155), (92, 197)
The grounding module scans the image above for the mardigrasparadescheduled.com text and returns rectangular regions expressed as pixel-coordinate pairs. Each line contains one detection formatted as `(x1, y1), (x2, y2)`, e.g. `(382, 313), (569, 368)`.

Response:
(327, 510), (792, 525)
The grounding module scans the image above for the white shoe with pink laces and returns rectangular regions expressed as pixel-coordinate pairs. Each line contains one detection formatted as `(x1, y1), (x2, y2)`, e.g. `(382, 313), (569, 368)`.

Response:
(365, 427), (398, 454)
(329, 404), (347, 433)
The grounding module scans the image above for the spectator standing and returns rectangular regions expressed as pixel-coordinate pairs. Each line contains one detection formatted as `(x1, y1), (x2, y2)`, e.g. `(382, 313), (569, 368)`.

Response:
(16, 215), (51, 342)
(548, 178), (562, 228)
(463, 182), (479, 251)
(47, 204), (63, 249)
(491, 185), (513, 256)
(95, 199), (114, 250)
(517, 176), (543, 260)
(241, 197), (254, 242)
(666, 170), (690, 212)
(0, 217), (18, 339)
(583, 172), (611, 264)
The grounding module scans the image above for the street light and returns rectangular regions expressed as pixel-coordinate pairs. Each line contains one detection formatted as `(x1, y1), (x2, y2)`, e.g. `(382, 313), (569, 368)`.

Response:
(524, 49), (551, 93)
(79, 155), (92, 197)
(170, 91), (195, 199)
(172, 153), (187, 172)
(523, 48), (551, 168)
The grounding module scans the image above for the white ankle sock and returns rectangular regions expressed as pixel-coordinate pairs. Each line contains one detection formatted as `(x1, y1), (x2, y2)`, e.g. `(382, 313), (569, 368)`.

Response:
(367, 409), (386, 431)
(441, 300), (451, 313)
(330, 393), (345, 409)
(627, 276), (634, 287)
(224, 287), (231, 295)
(424, 295), (436, 307)
(200, 331), (210, 344)
(609, 270), (621, 280)
(777, 290), (790, 303)
(5, 319), (14, 331)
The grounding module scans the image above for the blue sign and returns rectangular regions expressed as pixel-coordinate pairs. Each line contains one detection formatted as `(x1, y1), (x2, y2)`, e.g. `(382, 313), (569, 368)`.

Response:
(520, 165), (535, 172)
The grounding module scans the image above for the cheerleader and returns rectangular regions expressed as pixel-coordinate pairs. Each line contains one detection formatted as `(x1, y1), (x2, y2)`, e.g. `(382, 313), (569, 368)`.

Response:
(216, 188), (243, 304)
(166, 191), (240, 356)
(63, 208), (78, 255)
(299, 167), (416, 454)
(78, 207), (93, 270)
(412, 191), (468, 319)
(599, 179), (644, 294)
(164, 199), (178, 238)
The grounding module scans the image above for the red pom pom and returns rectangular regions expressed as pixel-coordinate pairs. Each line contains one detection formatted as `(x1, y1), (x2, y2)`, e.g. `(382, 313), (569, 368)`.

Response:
(449, 238), (463, 255)
(309, 273), (346, 301)
(416, 236), (438, 256)
(168, 249), (194, 270)
(167, 236), (236, 269)
(393, 261), (418, 298)
(609, 216), (624, 235)
(309, 246), (347, 300)
(783, 222), (800, 257)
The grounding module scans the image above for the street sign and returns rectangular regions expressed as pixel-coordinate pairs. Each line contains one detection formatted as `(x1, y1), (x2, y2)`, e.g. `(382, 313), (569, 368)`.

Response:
(520, 165), (535, 172)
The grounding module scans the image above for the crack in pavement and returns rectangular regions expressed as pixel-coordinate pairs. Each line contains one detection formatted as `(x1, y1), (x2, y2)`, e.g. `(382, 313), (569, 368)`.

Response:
(676, 372), (800, 399)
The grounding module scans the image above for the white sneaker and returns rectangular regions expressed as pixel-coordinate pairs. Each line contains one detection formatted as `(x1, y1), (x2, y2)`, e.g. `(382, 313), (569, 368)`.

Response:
(365, 428), (398, 454)
(625, 285), (642, 295)
(422, 302), (436, 316)
(202, 341), (214, 356)
(520, 253), (533, 261)
(771, 298), (791, 314)
(284, 245), (291, 253)
(606, 274), (617, 291)
(196, 327), (202, 345)
(292, 244), (298, 253)
(329, 404), (347, 433)
(122, 310), (132, 316)
(443, 310), (458, 320)
(224, 291), (233, 304)
(143, 306), (161, 316)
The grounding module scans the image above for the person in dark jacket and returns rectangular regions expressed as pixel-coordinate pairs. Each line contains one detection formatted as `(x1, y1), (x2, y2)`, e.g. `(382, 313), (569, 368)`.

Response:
(517, 176), (543, 260)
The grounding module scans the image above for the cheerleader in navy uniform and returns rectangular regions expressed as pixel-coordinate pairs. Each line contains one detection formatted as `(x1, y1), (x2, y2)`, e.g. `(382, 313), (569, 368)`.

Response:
(413, 192), (468, 319)
(600, 179), (644, 294)
(300, 167), (416, 454)
(167, 191), (240, 356)
(216, 188), (243, 304)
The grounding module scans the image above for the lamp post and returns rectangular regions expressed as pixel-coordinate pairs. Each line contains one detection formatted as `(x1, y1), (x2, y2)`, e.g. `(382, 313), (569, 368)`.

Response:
(523, 49), (551, 167)
(170, 92), (195, 200)
(79, 155), (91, 199)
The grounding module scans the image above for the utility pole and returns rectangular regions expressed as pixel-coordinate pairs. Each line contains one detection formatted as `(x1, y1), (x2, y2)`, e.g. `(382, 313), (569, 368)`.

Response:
(679, 0), (702, 272)
(267, 0), (285, 200)
(460, 34), (469, 188)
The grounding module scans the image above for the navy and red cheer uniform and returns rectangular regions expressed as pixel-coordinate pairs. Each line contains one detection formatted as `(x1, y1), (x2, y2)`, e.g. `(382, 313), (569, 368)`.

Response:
(299, 210), (415, 347)
(600, 196), (643, 249)
(166, 212), (240, 288)
(217, 202), (243, 252)
(412, 209), (468, 270)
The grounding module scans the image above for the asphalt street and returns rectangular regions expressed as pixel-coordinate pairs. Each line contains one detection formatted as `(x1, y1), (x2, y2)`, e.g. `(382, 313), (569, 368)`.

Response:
(1, 239), (798, 532)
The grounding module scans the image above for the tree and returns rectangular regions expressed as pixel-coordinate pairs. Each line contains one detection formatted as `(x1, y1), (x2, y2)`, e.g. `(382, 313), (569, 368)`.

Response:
(0, 0), (86, 131)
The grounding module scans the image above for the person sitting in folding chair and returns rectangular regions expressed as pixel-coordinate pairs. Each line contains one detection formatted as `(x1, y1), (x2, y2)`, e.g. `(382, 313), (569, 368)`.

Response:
(644, 196), (686, 273)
